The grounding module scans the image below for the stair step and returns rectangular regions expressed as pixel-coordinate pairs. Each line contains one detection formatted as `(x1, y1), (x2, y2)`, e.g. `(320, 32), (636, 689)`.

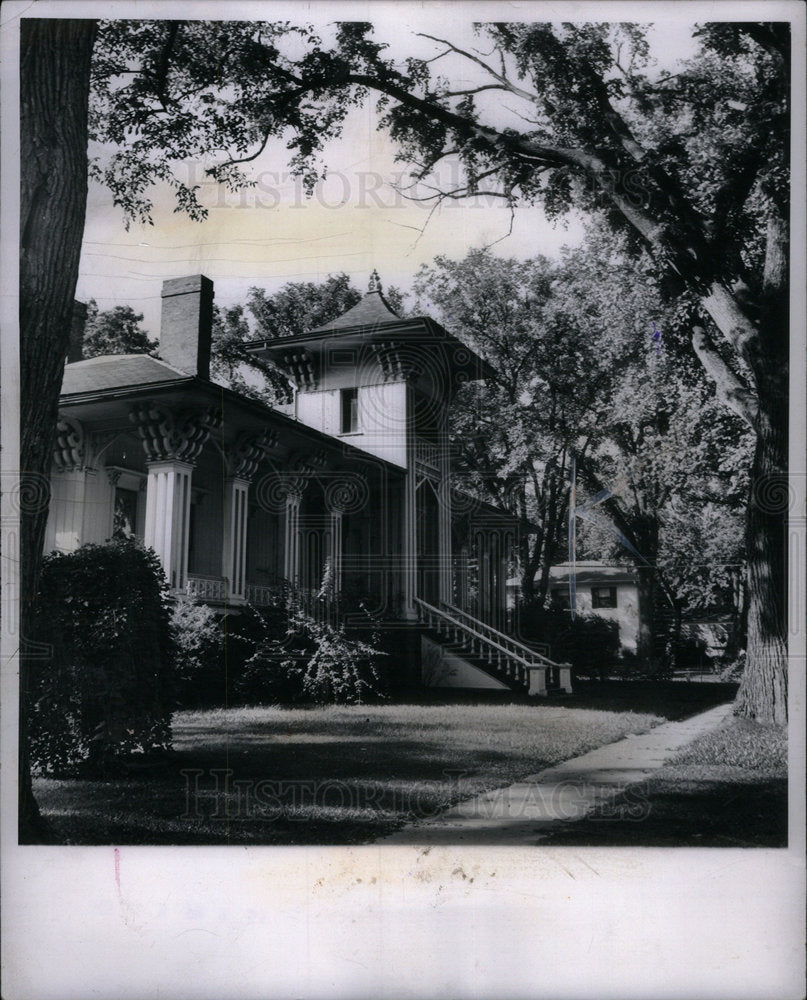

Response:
(423, 631), (528, 692)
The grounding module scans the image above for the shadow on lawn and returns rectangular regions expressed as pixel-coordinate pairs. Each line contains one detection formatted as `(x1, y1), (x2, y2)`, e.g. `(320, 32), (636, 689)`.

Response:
(33, 733), (541, 846)
(29, 686), (738, 846)
(560, 679), (739, 720)
(370, 679), (739, 721)
(534, 773), (787, 848)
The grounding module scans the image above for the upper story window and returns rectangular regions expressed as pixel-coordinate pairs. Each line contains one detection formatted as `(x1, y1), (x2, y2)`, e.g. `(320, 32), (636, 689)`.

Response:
(340, 387), (359, 434)
(591, 585), (618, 609)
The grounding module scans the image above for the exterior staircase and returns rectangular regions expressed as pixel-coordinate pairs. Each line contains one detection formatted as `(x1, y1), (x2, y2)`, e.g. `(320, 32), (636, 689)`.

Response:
(415, 598), (573, 696)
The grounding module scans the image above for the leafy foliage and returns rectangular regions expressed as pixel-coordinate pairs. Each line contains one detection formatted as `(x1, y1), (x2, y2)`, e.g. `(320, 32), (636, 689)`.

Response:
(30, 539), (176, 775)
(82, 298), (157, 357)
(170, 594), (225, 707)
(288, 607), (386, 704)
(412, 241), (631, 598)
(247, 273), (362, 338)
(237, 599), (386, 705)
(89, 21), (369, 226)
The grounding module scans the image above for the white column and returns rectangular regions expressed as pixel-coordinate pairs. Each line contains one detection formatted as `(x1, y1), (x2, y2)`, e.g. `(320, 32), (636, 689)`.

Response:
(223, 477), (250, 602)
(437, 406), (453, 607)
(144, 460), (193, 591)
(458, 545), (469, 612)
(494, 530), (507, 631)
(327, 508), (343, 599)
(402, 387), (418, 617)
(45, 470), (88, 553)
(283, 490), (302, 586)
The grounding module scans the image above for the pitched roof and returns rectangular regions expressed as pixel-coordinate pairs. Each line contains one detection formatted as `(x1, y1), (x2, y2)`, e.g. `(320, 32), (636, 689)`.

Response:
(548, 564), (637, 585)
(308, 289), (400, 332)
(61, 354), (190, 395)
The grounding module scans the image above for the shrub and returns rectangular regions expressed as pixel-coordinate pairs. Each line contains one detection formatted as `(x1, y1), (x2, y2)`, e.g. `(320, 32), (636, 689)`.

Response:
(233, 604), (302, 704)
(30, 538), (176, 775)
(669, 631), (710, 671)
(516, 601), (621, 680)
(170, 594), (225, 707)
(236, 600), (387, 705)
(292, 607), (386, 704)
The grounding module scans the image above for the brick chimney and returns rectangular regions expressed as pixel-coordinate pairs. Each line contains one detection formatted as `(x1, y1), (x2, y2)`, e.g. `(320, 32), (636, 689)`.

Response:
(67, 300), (87, 363)
(159, 275), (214, 378)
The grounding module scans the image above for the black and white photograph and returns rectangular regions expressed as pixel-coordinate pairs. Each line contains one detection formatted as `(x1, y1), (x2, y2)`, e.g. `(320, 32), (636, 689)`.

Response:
(2, 1), (805, 997)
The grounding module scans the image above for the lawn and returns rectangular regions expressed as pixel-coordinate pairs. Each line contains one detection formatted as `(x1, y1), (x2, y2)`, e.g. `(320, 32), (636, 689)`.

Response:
(34, 701), (665, 845)
(536, 715), (788, 847)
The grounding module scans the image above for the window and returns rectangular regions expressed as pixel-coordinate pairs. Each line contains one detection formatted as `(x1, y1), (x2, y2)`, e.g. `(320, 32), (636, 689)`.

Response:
(340, 387), (359, 433)
(113, 487), (138, 538)
(550, 588), (571, 610)
(591, 586), (617, 609)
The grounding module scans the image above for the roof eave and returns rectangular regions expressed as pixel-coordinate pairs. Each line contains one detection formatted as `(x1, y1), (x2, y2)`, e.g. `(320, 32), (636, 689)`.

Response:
(58, 377), (406, 475)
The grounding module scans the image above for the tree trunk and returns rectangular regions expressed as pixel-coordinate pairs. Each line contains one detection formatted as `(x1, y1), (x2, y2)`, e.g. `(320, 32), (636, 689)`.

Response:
(19, 19), (97, 842)
(733, 204), (789, 725)
(734, 377), (788, 724)
(630, 515), (660, 669)
(635, 564), (657, 666)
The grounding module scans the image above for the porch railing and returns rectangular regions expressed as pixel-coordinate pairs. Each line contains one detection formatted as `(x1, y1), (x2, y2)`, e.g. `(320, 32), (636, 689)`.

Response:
(441, 602), (554, 664)
(185, 575), (227, 602)
(185, 577), (333, 618)
(415, 597), (572, 695)
(244, 581), (284, 607)
(414, 437), (440, 471)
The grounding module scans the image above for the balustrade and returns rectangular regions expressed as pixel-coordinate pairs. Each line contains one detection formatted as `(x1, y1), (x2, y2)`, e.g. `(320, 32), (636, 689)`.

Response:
(414, 437), (440, 470)
(415, 597), (572, 695)
(186, 575), (227, 601)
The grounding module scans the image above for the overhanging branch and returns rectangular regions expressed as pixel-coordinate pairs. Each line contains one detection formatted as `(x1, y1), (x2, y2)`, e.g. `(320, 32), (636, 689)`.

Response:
(691, 325), (758, 427)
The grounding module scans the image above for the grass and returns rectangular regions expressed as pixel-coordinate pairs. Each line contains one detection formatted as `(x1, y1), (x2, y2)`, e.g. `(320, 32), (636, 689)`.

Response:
(558, 678), (739, 720)
(537, 715), (788, 848)
(34, 701), (664, 845)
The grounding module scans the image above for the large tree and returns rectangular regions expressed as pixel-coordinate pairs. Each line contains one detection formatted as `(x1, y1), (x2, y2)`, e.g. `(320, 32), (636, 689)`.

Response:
(416, 231), (746, 666)
(411, 244), (635, 603)
(90, 18), (783, 720)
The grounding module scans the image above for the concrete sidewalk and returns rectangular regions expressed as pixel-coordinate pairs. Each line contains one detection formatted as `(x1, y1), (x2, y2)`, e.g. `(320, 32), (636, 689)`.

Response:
(379, 701), (734, 845)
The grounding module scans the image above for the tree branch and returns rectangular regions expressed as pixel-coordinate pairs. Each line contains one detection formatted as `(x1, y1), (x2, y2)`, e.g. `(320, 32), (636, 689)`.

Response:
(441, 84), (510, 98)
(691, 325), (758, 427)
(416, 32), (542, 103)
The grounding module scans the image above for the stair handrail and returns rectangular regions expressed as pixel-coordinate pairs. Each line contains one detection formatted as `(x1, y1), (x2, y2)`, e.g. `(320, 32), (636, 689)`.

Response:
(415, 598), (543, 679)
(439, 601), (569, 669)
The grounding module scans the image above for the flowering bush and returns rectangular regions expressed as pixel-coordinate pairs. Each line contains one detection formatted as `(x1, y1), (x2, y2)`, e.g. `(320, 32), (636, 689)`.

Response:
(237, 597), (386, 705)
(170, 593), (225, 707)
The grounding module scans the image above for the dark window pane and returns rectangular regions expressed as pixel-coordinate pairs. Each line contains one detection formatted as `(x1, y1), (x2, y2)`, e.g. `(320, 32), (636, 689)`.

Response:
(551, 588), (571, 610)
(591, 586), (617, 609)
(341, 387), (359, 433)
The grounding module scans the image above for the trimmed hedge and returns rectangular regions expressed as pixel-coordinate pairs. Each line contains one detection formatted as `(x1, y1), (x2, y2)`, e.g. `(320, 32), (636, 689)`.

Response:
(30, 539), (176, 775)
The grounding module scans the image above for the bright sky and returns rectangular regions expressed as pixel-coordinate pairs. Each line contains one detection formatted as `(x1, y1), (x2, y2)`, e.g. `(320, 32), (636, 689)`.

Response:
(75, 16), (700, 336)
